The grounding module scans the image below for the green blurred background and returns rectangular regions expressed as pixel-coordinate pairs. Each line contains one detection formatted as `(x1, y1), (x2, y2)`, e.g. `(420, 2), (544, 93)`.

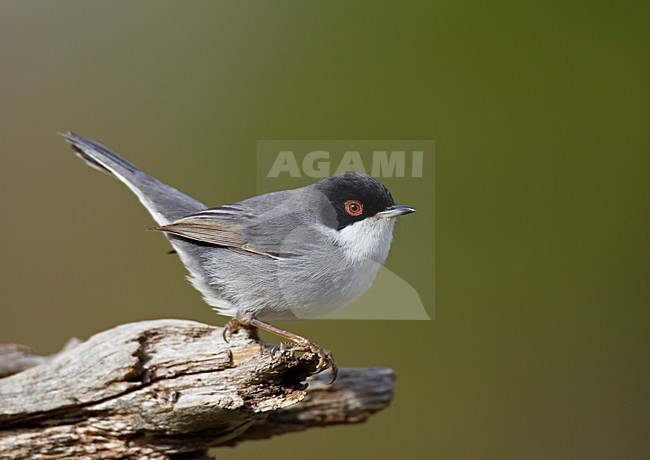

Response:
(1, 1), (648, 458)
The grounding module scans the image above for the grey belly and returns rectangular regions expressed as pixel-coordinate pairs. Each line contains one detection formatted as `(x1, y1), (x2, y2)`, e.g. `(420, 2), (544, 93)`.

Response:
(194, 245), (378, 321)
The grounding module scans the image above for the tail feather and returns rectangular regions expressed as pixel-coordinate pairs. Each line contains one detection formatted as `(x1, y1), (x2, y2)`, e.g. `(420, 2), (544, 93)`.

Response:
(60, 132), (205, 225)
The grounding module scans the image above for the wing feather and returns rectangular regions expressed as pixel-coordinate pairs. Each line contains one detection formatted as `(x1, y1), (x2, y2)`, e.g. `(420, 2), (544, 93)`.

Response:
(156, 219), (246, 247)
(154, 214), (285, 260)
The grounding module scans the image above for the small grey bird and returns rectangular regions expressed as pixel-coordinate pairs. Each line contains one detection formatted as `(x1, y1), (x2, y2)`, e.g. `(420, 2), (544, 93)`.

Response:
(62, 133), (415, 379)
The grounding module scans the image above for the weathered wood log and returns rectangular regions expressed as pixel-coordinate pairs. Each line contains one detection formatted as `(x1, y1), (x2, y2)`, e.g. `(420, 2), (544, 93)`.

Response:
(0, 319), (394, 459)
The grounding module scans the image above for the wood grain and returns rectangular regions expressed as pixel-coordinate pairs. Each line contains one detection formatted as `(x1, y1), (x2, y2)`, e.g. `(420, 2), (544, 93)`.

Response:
(0, 319), (394, 459)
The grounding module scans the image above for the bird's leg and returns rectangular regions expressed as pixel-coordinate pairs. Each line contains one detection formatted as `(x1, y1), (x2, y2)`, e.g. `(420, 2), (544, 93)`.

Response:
(248, 317), (338, 382)
(223, 312), (337, 381)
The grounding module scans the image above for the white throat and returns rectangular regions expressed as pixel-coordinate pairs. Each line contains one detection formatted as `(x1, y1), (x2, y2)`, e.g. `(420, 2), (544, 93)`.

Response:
(331, 217), (396, 264)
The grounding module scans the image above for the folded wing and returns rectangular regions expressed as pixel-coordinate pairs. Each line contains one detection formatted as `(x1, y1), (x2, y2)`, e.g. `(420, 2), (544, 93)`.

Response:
(154, 204), (298, 260)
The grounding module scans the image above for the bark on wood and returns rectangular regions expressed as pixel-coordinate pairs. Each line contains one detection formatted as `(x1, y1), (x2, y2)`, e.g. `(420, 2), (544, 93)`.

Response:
(0, 319), (394, 459)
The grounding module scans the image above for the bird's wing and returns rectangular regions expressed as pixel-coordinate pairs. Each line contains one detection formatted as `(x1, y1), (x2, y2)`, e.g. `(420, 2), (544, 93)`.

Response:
(153, 202), (306, 260)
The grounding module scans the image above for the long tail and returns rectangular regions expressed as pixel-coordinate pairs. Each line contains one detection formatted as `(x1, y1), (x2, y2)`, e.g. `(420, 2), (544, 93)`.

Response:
(60, 133), (204, 225)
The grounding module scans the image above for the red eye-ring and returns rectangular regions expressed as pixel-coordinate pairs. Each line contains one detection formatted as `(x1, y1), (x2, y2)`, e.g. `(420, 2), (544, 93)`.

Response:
(345, 200), (363, 216)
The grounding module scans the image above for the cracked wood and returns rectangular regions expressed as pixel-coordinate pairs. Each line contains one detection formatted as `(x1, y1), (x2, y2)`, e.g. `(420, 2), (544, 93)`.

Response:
(0, 319), (394, 459)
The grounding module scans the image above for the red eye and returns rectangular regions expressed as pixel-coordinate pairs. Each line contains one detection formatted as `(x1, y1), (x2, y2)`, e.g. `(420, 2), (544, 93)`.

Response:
(345, 200), (363, 216)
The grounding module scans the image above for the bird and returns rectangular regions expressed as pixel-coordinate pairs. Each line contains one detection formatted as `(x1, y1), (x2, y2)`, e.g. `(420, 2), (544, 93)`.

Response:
(61, 133), (415, 380)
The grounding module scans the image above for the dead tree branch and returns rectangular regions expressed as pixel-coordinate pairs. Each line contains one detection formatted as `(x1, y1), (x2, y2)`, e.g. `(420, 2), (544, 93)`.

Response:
(0, 319), (394, 459)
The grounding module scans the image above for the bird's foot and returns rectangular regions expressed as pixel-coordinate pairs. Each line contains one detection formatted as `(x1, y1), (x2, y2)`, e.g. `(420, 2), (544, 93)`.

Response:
(222, 318), (260, 343)
(271, 339), (338, 382)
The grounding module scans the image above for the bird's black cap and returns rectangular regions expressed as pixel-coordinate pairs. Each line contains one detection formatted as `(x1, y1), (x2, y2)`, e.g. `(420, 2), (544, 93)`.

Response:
(314, 173), (395, 230)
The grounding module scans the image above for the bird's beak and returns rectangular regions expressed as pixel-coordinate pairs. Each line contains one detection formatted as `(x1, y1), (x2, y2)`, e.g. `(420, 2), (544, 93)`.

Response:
(377, 205), (416, 218)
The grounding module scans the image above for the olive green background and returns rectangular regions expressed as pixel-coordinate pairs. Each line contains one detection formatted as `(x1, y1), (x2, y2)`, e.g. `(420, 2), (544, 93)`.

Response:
(1, 1), (648, 459)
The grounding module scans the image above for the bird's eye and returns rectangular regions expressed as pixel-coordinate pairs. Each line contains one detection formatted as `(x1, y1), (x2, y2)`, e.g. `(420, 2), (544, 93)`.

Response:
(345, 200), (363, 216)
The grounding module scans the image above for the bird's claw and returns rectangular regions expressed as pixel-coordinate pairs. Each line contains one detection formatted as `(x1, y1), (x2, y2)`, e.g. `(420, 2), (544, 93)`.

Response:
(222, 318), (259, 343)
(269, 340), (338, 382)
(270, 342), (285, 359)
(222, 319), (240, 343)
